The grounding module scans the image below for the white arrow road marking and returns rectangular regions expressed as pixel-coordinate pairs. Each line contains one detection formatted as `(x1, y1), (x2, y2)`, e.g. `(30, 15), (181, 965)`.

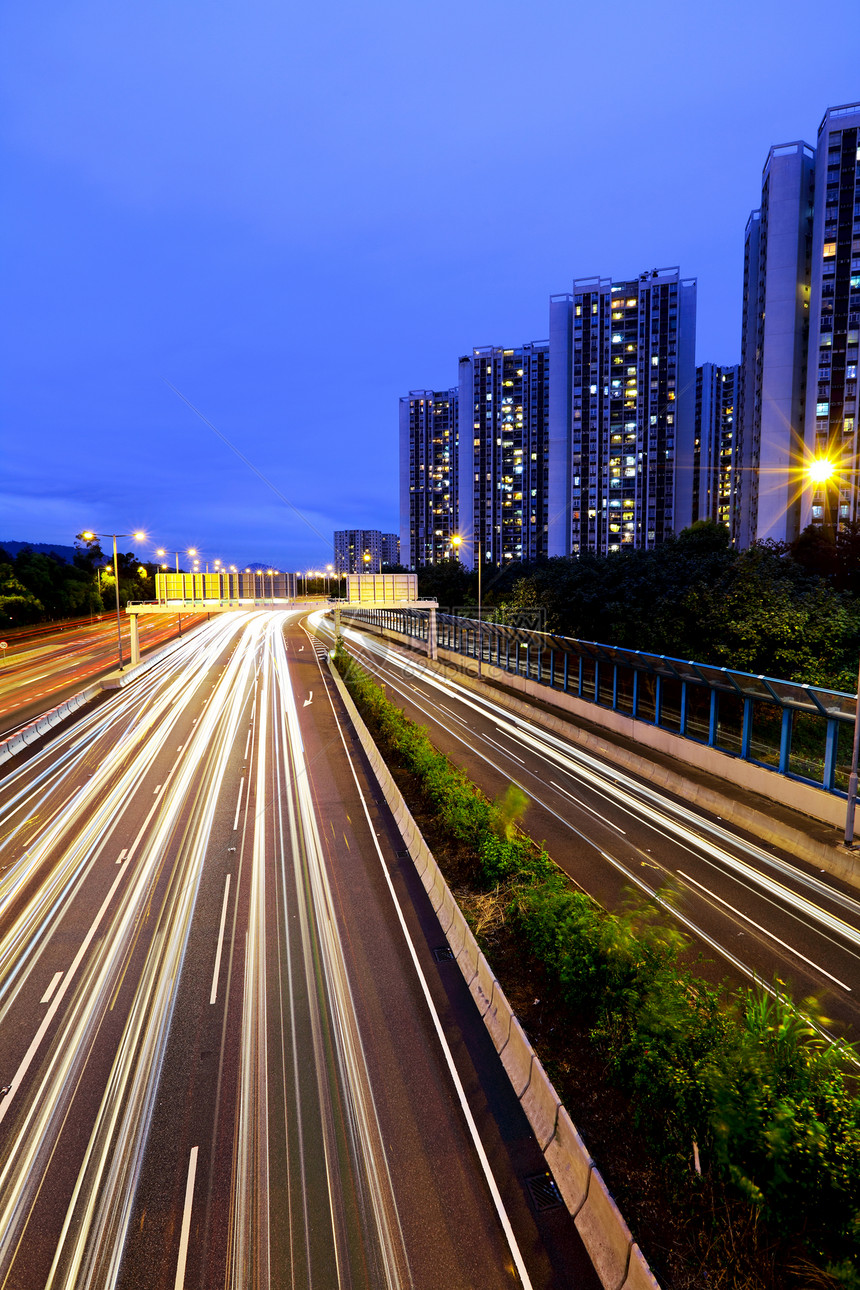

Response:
(303, 691), (313, 707)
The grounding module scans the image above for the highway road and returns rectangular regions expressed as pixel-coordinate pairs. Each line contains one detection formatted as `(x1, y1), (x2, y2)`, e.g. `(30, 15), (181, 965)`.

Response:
(0, 611), (597, 1289)
(0, 612), (206, 738)
(320, 617), (860, 1043)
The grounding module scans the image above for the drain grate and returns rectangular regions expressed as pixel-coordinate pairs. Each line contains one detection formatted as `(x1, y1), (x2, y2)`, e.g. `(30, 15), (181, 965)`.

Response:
(432, 944), (455, 963)
(395, 848), (410, 860)
(525, 1172), (564, 1212)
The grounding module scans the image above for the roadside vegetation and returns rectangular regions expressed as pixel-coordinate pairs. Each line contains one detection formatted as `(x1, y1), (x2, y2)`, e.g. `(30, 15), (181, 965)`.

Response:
(334, 641), (860, 1289)
(418, 520), (860, 692)
(0, 535), (154, 627)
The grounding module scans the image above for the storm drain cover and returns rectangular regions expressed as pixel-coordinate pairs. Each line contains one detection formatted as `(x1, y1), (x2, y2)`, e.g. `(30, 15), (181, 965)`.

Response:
(395, 849), (410, 860)
(525, 1172), (564, 1212)
(432, 944), (455, 963)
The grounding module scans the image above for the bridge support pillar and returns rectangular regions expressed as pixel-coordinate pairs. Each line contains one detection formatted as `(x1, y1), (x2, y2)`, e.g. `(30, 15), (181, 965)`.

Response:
(129, 614), (140, 667)
(334, 604), (342, 645)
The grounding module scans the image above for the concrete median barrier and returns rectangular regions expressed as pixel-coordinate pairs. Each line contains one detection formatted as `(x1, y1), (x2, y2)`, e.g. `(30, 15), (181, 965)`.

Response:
(521, 1060), (563, 1152)
(545, 1107), (592, 1214)
(482, 977), (514, 1054)
(0, 683), (101, 767)
(574, 1166), (635, 1290)
(446, 903), (470, 960)
(499, 1015), (535, 1098)
(622, 1246), (662, 1290)
(468, 953), (497, 1019)
(456, 925), (481, 984)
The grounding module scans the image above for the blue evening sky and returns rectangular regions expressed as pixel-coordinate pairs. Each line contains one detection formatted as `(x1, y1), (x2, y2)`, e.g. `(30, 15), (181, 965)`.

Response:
(1, 0), (857, 570)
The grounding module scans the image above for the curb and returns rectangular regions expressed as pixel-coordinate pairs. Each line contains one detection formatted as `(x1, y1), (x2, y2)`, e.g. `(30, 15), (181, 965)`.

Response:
(328, 656), (661, 1290)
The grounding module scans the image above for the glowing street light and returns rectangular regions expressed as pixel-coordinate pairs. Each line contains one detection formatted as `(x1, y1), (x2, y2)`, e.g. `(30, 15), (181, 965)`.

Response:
(807, 457), (836, 487)
(156, 546), (197, 574)
(805, 458), (860, 844)
(81, 529), (146, 670)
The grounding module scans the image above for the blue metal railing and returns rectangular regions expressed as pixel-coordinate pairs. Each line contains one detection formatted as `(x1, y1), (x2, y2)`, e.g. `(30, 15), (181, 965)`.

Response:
(339, 606), (858, 798)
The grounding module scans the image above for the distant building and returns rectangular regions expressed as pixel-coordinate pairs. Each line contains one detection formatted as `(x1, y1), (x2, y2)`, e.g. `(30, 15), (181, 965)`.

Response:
(802, 102), (860, 530)
(694, 363), (740, 533)
(398, 389), (458, 569)
(381, 532), (400, 567)
(548, 268), (697, 555)
(333, 529), (399, 574)
(456, 342), (550, 569)
(735, 141), (815, 547)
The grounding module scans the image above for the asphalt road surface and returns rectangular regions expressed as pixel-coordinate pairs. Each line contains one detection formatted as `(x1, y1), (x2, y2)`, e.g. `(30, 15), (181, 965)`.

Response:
(0, 611), (597, 1289)
(0, 612), (205, 738)
(320, 616), (860, 1044)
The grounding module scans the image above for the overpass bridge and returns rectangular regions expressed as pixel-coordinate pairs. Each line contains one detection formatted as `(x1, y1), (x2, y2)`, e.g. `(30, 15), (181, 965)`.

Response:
(125, 569), (438, 667)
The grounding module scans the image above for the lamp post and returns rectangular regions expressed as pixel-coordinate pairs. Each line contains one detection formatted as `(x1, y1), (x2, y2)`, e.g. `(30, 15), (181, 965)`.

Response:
(806, 456), (859, 844)
(82, 529), (145, 670)
(156, 546), (197, 575)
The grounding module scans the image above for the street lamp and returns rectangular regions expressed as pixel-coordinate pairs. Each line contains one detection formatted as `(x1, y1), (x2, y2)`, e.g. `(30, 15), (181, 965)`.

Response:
(806, 457), (859, 845)
(81, 529), (145, 670)
(156, 546), (197, 575)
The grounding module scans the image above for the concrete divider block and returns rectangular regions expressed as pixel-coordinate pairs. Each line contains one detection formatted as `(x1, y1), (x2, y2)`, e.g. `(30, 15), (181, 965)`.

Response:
(430, 858), (448, 903)
(545, 1107), (592, 1215)
(436, 885), (455, 935)
(446, 904), (469, 960)
(574, 1165), (634, 1290)
(499, 1015), (535, 1098)
(520, 1059), (562, 1151)
(483, 976), (514, 1053)
(469, 953), (496, 1018)
(455, 922), (480, 981)
(622, 1245), (661, 1290)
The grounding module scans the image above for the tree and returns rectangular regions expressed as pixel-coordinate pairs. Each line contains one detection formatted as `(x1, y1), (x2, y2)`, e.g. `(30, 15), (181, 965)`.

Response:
(0, 559), (44, 626)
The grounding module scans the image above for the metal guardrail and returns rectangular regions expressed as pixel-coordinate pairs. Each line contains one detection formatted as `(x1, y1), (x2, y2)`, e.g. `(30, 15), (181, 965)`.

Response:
(340, 606), (858, 798)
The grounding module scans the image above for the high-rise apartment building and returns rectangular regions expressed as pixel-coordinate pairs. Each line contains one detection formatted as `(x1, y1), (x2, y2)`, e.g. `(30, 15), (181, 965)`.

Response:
(333, 529), (398, 574)
(398, 388), (458, 570)
(456, 343), (550, 569)
(548, 268), (697, 555)
(803, 103), (860, 529)
(736, 141), (815, 547)
(381, 532), (400, 567)
(693, 363), (740, 531)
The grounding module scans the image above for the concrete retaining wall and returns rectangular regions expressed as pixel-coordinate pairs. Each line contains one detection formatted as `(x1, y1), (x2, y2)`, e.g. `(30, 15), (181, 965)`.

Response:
(328, 657), (661, 1290)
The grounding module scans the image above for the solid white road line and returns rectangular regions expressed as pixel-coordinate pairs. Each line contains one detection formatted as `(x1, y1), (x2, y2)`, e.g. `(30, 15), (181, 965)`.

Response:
(174, 1145), (199, 1290)
(243, 723), (252, 762)
(232, 777), (245, 831)
(210, 874), (231, 1005)
(678, 870), (852, 991)
(482, 733), (525, 765)
(549, 780), (626, 835)
(40, 972), (63, 1005)
(0, 860), (130, 1123)
(318, 662), (535, 1290)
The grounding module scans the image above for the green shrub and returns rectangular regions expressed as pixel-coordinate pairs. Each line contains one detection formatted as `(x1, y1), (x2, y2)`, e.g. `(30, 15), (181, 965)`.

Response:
(334, 644), (860, 1270)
